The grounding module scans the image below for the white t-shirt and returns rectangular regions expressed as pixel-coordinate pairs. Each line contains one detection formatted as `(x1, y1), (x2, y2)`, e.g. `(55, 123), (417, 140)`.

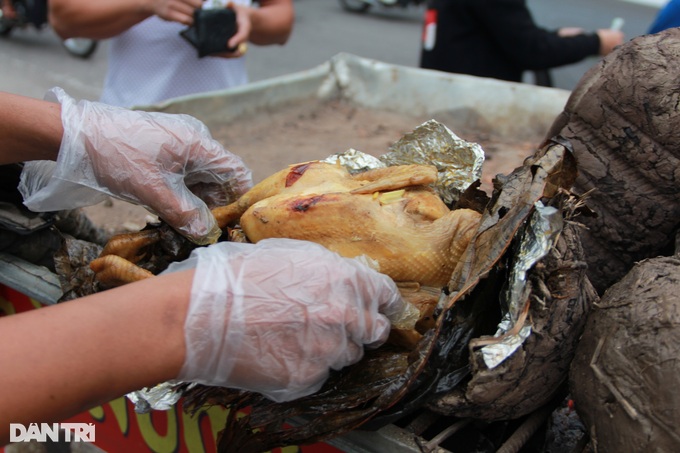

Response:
(100, 0), (252, 107)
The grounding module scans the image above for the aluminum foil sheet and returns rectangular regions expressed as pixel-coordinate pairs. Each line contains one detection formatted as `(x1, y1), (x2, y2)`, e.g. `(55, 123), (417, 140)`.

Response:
(325, 119), (484, 206)
(127, 382), (184, 413)
(481, 202), (563, 370)
(322, 148), (386, 173)
(380, 119), (484, 206)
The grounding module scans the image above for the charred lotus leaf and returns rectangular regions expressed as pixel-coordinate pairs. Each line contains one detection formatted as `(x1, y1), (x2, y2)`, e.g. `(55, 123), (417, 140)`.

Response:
(543, 30), (680, 294)
(54, 235), (103, 301)
(178, 140), (578, 453)
(53, 208), (109, 247)
(569, 253), (680, 452)
(428, 221), (597, 420)
(138, 223), (196, 274)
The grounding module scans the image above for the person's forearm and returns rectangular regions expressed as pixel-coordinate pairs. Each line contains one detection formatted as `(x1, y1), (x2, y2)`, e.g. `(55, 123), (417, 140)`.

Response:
(0, 270), (192, 444)
(49, 0), (152, 40)
(0, 92), (62, 164)
(248, 0), (294, 46)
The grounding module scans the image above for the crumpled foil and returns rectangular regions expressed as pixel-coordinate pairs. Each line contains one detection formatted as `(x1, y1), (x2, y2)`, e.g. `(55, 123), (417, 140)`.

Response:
(381, 119), (484, 205)
(480, 202), (563, 369)
(128, 119), (484, 412)
(322, 148), (385, 173)
(325, 119), (485, 206)
(127, 381), (185, 413)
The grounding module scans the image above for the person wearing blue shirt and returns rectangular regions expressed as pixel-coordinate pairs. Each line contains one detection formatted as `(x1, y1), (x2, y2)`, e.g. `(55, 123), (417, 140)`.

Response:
(648, 0), (680, 34)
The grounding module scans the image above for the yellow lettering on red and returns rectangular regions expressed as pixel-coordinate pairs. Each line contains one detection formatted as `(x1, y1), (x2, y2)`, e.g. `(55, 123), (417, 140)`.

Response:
(137, 407), (179, 453)
(0, 296), (16, 316)
(182, 406), (228, 453)
(87, 397), (130, 435)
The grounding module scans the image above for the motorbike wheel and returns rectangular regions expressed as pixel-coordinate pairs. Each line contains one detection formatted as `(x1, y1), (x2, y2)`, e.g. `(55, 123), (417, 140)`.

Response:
(339, 0), (371, 13)
(62, 37), (98, 59)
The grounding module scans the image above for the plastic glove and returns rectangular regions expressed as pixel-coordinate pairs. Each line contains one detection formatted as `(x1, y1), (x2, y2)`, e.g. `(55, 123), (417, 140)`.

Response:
(165, 238), (406, 402)
(19, 87), (252, 245)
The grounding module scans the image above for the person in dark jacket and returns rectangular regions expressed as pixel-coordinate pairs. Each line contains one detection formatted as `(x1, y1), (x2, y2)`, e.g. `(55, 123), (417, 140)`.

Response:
(419, 0), (624, 84)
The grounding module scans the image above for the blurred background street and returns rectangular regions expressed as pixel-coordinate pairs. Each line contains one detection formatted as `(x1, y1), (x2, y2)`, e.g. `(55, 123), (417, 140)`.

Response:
(0, 0), (662, 101)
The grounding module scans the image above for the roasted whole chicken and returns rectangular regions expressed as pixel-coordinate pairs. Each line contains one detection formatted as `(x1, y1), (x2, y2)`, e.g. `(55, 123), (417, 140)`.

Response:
(90, 161), (481, 343)
(92, 161), (480, 285)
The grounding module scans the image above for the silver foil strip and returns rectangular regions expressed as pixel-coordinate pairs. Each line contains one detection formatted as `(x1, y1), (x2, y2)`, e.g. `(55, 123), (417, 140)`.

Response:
(481, 202), (563, 370)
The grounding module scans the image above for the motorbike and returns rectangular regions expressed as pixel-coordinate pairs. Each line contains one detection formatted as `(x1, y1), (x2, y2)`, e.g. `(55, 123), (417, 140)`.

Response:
(0, 0), (98, 58)
(339, 0), (426, 14)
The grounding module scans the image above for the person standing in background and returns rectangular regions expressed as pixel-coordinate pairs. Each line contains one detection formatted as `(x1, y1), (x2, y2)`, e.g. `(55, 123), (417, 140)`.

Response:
(419, 0), (624, 84)
(648, 0), (680, 34)
(48, 0), (294, 107)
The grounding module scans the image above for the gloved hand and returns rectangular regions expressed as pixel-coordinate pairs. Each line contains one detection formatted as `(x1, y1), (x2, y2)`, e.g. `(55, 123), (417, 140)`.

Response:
(164, 238), (406, 402)
(19, 87), (252, 245)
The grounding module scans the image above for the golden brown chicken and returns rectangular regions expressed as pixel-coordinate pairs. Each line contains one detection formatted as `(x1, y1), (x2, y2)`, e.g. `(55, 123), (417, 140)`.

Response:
(92, 161), (481, 289)
(90, 161), (482, 347)
(213, 161), (481, 287)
